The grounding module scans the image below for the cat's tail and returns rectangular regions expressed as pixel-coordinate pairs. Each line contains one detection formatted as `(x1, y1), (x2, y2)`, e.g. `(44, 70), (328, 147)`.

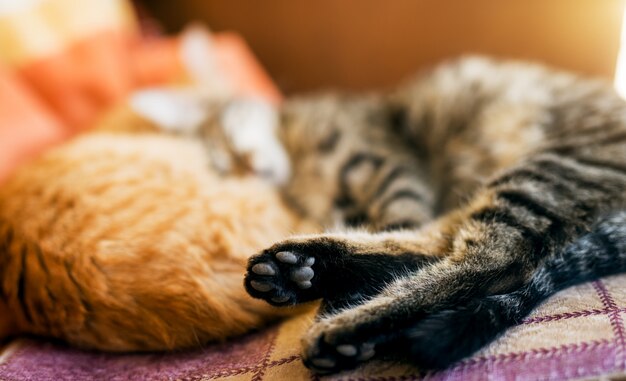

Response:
(403, 211), (626, 369)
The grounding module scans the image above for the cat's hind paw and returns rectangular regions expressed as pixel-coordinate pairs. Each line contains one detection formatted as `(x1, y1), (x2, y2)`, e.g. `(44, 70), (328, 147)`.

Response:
(301, 320), (377, 374)
(245, 249), (318, 306)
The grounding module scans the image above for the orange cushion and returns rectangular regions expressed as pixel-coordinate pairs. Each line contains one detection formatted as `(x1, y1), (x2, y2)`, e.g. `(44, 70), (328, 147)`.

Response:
(0, 65), (65, 182)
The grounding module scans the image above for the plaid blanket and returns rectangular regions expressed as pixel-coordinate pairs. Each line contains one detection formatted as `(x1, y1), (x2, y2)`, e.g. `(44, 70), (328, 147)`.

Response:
(2, 276), (626, 380)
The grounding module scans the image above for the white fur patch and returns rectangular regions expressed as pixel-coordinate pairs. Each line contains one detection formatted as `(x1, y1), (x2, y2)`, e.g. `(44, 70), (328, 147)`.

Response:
(221, 99), (291, 185)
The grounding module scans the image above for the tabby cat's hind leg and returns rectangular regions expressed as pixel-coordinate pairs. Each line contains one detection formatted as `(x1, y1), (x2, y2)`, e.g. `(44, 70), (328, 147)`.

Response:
(402, 210), (626, 369)
(277, 156), (623, 373)
(297, 171), (622, 373)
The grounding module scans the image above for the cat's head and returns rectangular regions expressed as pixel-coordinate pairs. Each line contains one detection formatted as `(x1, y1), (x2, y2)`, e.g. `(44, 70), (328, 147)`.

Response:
(208, 98), (291, 185)
(210, 96), (349, 189)
(214, 95), (354, 225)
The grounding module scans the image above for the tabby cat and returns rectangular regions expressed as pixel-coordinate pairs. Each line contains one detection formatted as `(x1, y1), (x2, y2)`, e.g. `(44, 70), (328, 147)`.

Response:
(2, 55), (626, 376)
(242, 56), (626, 373)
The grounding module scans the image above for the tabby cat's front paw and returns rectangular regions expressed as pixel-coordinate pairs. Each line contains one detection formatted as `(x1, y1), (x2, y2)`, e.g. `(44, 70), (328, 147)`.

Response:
(245, 237), (349, 306)
(245, 247), (318, 306)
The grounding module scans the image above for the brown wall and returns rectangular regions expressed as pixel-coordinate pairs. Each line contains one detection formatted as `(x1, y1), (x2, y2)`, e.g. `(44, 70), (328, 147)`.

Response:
(145, 0), (624, 94)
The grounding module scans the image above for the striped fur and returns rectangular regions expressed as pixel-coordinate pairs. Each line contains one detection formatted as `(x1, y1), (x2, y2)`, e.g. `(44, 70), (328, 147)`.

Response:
(400, 211), (626, 368)
(244, 56), (626, 373)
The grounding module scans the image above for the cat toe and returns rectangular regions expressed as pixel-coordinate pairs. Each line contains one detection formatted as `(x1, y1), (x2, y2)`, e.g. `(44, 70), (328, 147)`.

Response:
(290, 266), (314, 282)
(249, 280), (274, 292)
(276, 251), (298, 264)
(271, 295), (291, 303)
(251, 262), (276, 276)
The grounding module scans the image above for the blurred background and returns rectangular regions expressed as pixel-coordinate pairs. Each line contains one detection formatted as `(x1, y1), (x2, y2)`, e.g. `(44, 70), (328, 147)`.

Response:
(0, 0), (625, 181)
(143, 0), (624, 93)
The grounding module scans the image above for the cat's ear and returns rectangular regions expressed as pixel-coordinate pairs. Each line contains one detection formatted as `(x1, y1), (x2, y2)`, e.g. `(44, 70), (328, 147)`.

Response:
(221, 99), (292, 185)
(129, 88), (210, 134)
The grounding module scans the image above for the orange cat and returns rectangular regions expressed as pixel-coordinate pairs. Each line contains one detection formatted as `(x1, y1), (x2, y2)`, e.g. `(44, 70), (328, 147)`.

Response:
(0, 100), (315, 351)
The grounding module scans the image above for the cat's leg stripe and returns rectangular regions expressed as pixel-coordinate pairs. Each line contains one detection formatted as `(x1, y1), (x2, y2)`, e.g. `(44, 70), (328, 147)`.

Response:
(571, 155), (626, 177)
(534, 158), (614, 193)
(373, 166), (409, 199)
(378, 189), (424, 212)
(470, 206), (540, 241)
(497, 190), (565, 226)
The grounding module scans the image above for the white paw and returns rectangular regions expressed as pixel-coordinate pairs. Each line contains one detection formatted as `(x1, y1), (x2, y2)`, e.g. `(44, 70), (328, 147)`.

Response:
(221, 99), (291, 185)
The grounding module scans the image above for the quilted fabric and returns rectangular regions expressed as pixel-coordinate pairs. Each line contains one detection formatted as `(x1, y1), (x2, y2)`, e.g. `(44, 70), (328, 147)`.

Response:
(1, 275), (626, 380)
